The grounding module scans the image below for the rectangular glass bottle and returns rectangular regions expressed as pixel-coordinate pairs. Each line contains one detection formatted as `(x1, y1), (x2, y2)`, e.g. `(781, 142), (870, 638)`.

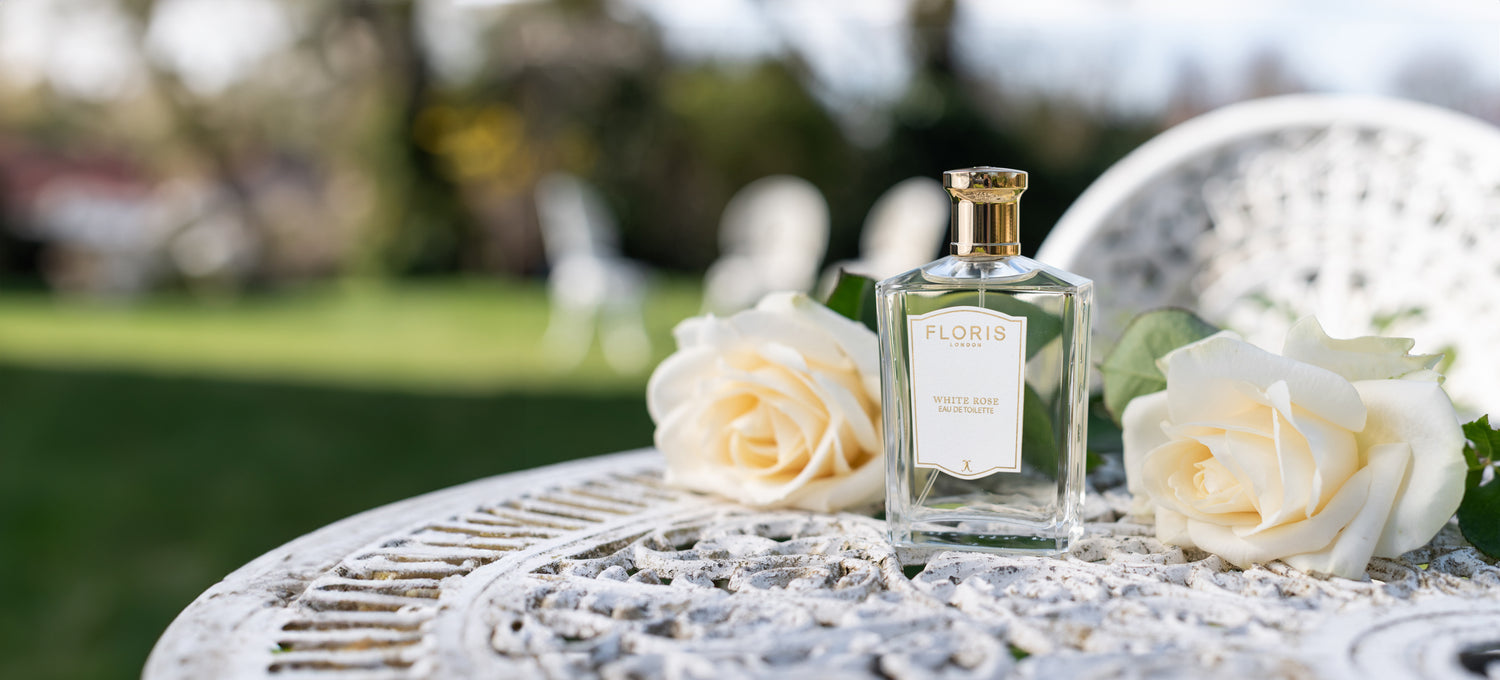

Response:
(877, 167), (1092, 554)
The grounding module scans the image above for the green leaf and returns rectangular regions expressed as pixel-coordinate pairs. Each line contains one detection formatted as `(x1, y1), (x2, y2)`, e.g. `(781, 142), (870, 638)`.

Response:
(1463, 415), (1498, 486)
(1099, 308), (1219, 425)
(1021, 384), (1060, 479)
(1459, 480), (1500, 560)
(823, 270), (878, 332)
(1087, 395), (1123, 456)
(1458, 415), (1500, 560)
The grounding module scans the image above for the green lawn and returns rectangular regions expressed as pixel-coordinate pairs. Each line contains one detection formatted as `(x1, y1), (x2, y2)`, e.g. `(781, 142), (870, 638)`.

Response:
(0, 278), (703, 393)
(0, 278), (704, 680)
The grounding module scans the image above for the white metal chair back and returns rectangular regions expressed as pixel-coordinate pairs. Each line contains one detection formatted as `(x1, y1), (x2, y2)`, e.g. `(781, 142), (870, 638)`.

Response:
(1036, 94), (1500, 415)
(816, 176), (948, 297)
(535, 172), (620, 262)
(533, 172), (651, 373)
(857, 176), (950, 276)
(703, 175), (829, 314)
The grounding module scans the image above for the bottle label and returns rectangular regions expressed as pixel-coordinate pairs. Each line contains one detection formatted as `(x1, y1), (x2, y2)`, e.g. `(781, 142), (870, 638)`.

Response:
(906, 306), (1028, 479)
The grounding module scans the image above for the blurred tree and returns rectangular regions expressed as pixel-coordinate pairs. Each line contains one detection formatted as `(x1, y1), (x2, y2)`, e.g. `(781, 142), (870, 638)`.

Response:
(1165, 59), (1219, 125)
(872, 0), (1156, 256)
(423, 0), (670, 274)
(866, 0), (1026, 239)
(117, 0), (274, 285)
(1243, 48), (1306, 100)
(618, 61), (854, 271)
(339, 0), (469, 278)
(425, 0), (857, 274)
(0, 0), (1179, 287)
(1394, 51), (1498, 122)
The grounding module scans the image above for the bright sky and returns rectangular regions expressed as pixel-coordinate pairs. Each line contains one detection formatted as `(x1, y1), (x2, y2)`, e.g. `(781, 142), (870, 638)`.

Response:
(951, 0), (1500, 113)
(2, 0), (1497, 118)
(145, 0), (292, 95)
(632, 0), (1500, 115)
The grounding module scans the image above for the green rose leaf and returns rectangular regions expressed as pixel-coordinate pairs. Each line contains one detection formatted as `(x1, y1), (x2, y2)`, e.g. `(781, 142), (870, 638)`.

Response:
(1087, 396), (1123, 460)
(1457, 484), (1500, 559)
(823, 270), (878, 332)
(1458, 415), (1500, 559)
(1021, 386), (1107, 476)
(983, 294), (1063, 358)
(1100, 308), (1220, 425)
(1462, 415), (1498, 488)
(1021, 384), (1059, 479)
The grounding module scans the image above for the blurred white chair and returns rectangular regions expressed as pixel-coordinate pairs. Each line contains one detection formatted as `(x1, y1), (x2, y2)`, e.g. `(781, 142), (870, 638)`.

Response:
(1036, 94), (1500, 415)
(818, 176), (948, 296)
(534, 172), (651, 374)
(702, 175), (829, 314)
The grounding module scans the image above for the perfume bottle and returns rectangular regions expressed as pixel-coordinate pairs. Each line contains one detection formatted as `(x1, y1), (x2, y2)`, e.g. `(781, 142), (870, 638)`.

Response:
(877, 167), (1092, 554)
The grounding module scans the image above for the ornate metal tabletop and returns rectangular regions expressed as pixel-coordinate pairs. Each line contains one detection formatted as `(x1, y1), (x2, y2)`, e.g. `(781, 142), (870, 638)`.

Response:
(145, 449), (1500, 679)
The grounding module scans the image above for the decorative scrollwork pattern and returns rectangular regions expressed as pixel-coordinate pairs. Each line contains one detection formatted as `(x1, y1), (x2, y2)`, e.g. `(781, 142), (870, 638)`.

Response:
(145, 451), (1500, 680)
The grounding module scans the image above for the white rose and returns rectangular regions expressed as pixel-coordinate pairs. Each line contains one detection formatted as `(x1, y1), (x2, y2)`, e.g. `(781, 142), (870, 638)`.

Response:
(647, 291), (883, 512)
(1123, 317), (1466, 579)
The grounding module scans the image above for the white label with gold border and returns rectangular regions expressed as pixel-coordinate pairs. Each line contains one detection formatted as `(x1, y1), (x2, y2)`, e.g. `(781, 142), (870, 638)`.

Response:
(906, 306), (1027, 479)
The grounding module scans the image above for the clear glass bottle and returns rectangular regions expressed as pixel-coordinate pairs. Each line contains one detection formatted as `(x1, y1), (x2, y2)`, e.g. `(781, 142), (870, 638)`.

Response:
(877, 167), (1092, 554)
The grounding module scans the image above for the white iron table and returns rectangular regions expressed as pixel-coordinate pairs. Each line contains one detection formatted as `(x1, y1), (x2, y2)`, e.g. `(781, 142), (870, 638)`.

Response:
(145, 449), (1500, 679)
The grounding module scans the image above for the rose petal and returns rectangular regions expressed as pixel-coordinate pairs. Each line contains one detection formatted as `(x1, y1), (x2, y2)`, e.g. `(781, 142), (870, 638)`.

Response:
(1283, 442), (1411, 578)
(1174, 407), (1274, 439)
(745, 293), (876, 378)
(1188, 457), (1257, 514)
(655, 402), (707, 463)
(728, 430), (783, 478)
(744, 367), (825, 419)
(1262, 382), (1358, 516)
(1156, 507), (1194, 547)
(671, 312), (737, 348)
(650, 292), (882, 512)
(1185, 461), (1372, 568)
(714, 367), (825, 439)
(758, 291), (881, 380)
(1261, 381), (1317, 529)
(1282, 316), (1442, 382)
(812, 371), (881, 455)
(781, 453), (884, 512)
(727, 405), (778, 468)
(827, 427), (853, 475)
(731, 310), (849, 372)
(768, 408), (805, 457)
(1142, 439), (1259, 527)
(1141, 438), (1210, 518)
(1164, 334), (1367, 432)
(659, 406), (751, 502)
(1353, 380), (1467, 557)
(1122, 390), (1171, 509)
(1187, 429), (1280, 521)
(646, 346), (720, 420)
(763, 416), (848, 504)
(758, 341), (810, 374)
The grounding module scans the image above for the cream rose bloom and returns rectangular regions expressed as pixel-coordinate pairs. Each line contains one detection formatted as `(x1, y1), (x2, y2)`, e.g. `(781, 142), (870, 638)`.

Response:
(1123, 317), (1466, 579)
(647, 291), (883, 512)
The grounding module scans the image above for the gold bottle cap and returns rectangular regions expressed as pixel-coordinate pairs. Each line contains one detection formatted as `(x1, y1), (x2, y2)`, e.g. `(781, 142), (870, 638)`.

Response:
(943, 167), (1026, 257)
